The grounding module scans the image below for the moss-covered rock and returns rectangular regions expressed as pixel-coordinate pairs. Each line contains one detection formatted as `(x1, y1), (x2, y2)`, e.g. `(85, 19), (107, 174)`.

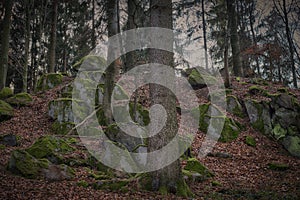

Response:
(248, 85), (265, 95)
(184, 158), (214, 179)
(186, 68), (217, 89)
(6, 92), (33, 106)
(272, 124), (287, 140)
(282, 136), (300, 158)
(0, 100), (14, 122)
(36, 73), (63, 91)
(7, 150), (50, 179)
(26, 136), (74, 164)
(41, 163), (74, 181)
(48, 98), (74, 123)
(245, 136), (256, 147)
(0, 87), (13, 99)
(226, 95), (244, 118)
(92, 179), (129, 192)
(52, 121), (75, 135)
(72, 55), (107, 72)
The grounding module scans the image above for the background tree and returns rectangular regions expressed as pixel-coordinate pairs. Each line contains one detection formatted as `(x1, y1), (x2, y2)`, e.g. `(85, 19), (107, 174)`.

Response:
(48, 0), (58, 73)
(0, 0), (13, 90)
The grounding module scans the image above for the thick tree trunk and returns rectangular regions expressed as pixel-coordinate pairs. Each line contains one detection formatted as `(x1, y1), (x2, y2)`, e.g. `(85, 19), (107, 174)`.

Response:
(0, 0), (13, 90)
(226, 0), (242, 77)
(148, 0), (189, 196)
(48, 0), (58, 73)
(103, 0), (120, 124)
(249, 2), (260, 76)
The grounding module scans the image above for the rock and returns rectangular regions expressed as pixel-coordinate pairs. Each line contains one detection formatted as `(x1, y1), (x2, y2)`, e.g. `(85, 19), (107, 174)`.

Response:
(72, 55), (106, 72)
(7, 149), (74, 180)
(226, 95), (244, 118)
(182, 68), (217, 89)
(0, 134), (17, 146)
(274, 108), (299, 129)
(184, 158), (214, 180)
(275, 93), (295, 110)
(0, 100), (14, 122)
(6, 92), (33, 106)
(282, 136), (300, 158)
(41, 164), (74, 181)
(26, 135), (74, 164)
(272, 124), (287, 140)
(48, 98), (74, 123)
(193, 103), (241, 142)
(36, 73), (63, 91)
(207, 152), (232, 158)
(7, 150), (50, 179)
(0, 87), (13, 99)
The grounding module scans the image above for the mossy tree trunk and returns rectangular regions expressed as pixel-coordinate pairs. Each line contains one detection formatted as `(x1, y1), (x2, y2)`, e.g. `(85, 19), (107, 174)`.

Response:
(48, 0), (58, 73)
(103, 0), (121, 124)
(0, 0), (13, 90)
(148, 0), (190, 196)
(227, 0), (242, 77)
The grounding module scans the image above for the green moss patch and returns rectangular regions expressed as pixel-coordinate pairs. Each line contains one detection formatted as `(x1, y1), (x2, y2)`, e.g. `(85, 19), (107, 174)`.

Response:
(0, 100), (14, 122)
(0, 87), (13, 99)
(36, 73), (63, 91)
(26, 135), (74, 164)
(268, 163), (289, 171)
(248, 85), (265, 95)
(245, 136), (256, 147)
(52, 121), (75, 135)
(6, 92), (33, 106)
(184, 158), (214, 178)
(272, 124), (287, 140)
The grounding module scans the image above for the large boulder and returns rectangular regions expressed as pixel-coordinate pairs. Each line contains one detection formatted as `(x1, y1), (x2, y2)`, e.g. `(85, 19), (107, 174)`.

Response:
(49, 98), (74, 123)
(6, 92), (33, 106)
(0, 87), (13, 99)
(0, 134), (18, 147)
(26, 136), (74, 164)
(182, 68), (217, 89)
(7, 149), (74, 180)
(0, 100), (14, 122)
(36, 73), (63, 91)
(193, 103), (241, 142)
(226, 95), (244, 118)
(282, 136), (300, 158)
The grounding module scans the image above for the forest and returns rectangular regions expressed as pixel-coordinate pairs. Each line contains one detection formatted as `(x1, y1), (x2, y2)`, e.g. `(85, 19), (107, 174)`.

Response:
(0, 0), (300, 199)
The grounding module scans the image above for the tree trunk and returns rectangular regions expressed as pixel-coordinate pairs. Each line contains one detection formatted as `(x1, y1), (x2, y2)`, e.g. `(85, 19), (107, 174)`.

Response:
(0, 0), (13, 90)
(226, 0), (242, 77)
(148, 0), (189, 196)
(48, 0), (58, 73)
(282, 0), (297, 88)
(224, 21), (231, 88)
(201, 0), (209, 70)
(103, 0), (121, 124)
(23, 0), (32, 92)
(91, 0), (96, 49)
(249, 1), (260, 76)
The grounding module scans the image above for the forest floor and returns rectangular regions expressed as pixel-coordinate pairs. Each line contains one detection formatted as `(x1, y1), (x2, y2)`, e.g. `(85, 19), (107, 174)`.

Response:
(0, 77), (300, 200)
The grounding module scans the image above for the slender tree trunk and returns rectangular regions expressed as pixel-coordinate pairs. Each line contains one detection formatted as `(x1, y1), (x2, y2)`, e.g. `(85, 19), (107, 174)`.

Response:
(91, 0), (96, 49)
(226, 0), (242, 77)
(282, 0), (297, 88)
(23, 0), (32, 92)
(224, 21), (231, 88)
(0, 0), (13, 90)
(201, 0), (209, 70)
(48, 0), (58, 73)
(148, 0), (188, 196)
(103, 0), (120, 124)
(249, 2), (260, 76)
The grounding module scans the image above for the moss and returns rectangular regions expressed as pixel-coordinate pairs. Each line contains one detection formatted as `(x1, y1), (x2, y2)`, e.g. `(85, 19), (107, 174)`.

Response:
(93, 180), (129, 191)
(96, 106), (107, 126)
(36, 73), (63, 91)
(184, 158), (214, 178)
(272, 124), (287, 140)
(211, 180), (222, 187)
(0, 87), (13, 99)
(6, 93), (33, 106)
(252, 118), (265, 134)
(264, 92), (280, 98)
(277, 87), (288, 93)
(236, 77), (241, 82)
(66, 137), (77, 144)
(218, 117), (240, 142)
(72, 55), (106, 71)
(26, 135), (74, 164)
(0, 100), (14, 121)
(7, 150), (50, 179)
(191, 103), (210, 132)
(248, 85), (265, 95)
(245, 136), (256, 147)
(129, 102), (150, 126)
(0, 144), (6, 150)
(225, 89), (233, 94)
(77, 180), (89, 188)
(268, 163), (289, 171)
(226, 95), (244, 118)
(52, 121), (75, 135)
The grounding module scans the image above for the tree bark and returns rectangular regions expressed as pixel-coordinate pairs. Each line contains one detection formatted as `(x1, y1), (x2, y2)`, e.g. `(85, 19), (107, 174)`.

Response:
(48, 0), (58, 73)
(201, 0), (209, 70)
(226, 0), (243, 77)
(148, 0), (188, 196)
(0, 0), (13, 90)
(103, 0), (121, 124)
(23, 0), (32, 92)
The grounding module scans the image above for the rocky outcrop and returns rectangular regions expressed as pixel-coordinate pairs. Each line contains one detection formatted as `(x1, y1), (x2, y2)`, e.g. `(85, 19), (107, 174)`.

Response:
(36, 73), (63, 91)
(6, 92), (33, 106)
